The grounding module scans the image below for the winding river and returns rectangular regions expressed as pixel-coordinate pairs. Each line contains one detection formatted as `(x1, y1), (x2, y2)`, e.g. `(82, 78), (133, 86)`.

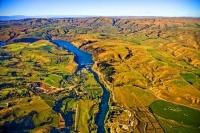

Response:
(52, 40), (110, 133)
(0, 41), (6, 47)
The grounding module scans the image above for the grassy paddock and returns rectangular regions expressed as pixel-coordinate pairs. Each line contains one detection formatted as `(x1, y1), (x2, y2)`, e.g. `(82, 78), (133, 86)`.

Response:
(150, 100), (200, 127)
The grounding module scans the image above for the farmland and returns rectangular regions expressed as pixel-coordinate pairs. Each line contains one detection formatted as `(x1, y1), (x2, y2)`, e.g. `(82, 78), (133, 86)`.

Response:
(0, 39), (102, 132)
(150, 100), (200, 133)
(0, 17), (200, 132)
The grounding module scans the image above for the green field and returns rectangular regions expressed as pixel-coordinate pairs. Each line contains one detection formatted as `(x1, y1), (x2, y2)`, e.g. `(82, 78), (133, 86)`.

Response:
(77, 100), (98, 133)
(0, 40), (77, 96)
(67, 99), (76, 109)
(0, 103), (7, 107)
(154, 115), (200, 133)
(150, 100), (200, 132)
(1, 17), (200, 133)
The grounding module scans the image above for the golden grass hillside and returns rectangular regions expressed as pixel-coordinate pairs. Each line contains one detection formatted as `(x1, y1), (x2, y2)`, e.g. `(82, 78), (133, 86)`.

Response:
(1, 17), (200, 133)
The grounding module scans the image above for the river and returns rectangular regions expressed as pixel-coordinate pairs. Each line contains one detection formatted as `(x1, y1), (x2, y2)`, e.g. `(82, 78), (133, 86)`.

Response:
(0, 41), (6, 47)
(52, 40), (110, 133)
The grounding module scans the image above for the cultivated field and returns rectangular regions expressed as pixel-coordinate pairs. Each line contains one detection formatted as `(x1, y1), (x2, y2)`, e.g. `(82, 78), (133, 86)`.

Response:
(0, 17), (200, 132)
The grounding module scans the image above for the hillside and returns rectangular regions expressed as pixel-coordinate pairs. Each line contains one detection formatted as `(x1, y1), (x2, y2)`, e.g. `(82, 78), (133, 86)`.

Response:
(0, 17), (200, 132)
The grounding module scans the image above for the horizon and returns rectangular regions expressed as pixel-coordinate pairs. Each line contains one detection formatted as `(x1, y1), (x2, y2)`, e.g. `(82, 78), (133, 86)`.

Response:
(0, 15), (199, 21)
(0, 0), (200, 17)
(1, 14), (200, 19)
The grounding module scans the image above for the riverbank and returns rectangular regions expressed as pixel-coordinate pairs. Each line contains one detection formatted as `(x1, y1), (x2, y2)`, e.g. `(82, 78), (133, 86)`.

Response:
(52, 40), (111, 133)
(91, 63), (115, 133)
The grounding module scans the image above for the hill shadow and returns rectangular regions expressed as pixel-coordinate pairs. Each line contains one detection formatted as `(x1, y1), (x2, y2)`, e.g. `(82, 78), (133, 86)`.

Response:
(13, 38), (39, 43)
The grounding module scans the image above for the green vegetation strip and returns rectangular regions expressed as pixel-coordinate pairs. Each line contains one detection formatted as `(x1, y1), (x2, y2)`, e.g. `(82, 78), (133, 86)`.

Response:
(0, 103), (7, 107)
(150, 100), (200, 127)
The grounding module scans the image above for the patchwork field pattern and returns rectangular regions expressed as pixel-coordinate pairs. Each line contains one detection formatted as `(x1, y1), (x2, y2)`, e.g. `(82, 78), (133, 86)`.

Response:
(0, 17), (200, 132)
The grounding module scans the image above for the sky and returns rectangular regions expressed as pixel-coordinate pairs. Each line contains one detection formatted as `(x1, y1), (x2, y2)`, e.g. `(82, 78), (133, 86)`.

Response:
(0, 0), (199, 17)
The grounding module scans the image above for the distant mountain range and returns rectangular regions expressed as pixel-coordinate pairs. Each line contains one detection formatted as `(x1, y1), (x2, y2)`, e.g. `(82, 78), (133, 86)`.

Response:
(0, 15), (98, 21)
(1, 15), (199, 21)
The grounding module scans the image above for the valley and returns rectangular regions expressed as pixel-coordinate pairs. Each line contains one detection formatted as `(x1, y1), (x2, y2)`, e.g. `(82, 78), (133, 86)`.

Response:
(0, 17), (200, 133)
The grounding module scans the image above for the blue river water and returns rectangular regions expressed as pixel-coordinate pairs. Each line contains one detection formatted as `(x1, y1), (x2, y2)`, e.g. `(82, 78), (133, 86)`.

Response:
(53, 40), (93, 65)
(52, 40), (110, 133)
(0, 41), (6, 47)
